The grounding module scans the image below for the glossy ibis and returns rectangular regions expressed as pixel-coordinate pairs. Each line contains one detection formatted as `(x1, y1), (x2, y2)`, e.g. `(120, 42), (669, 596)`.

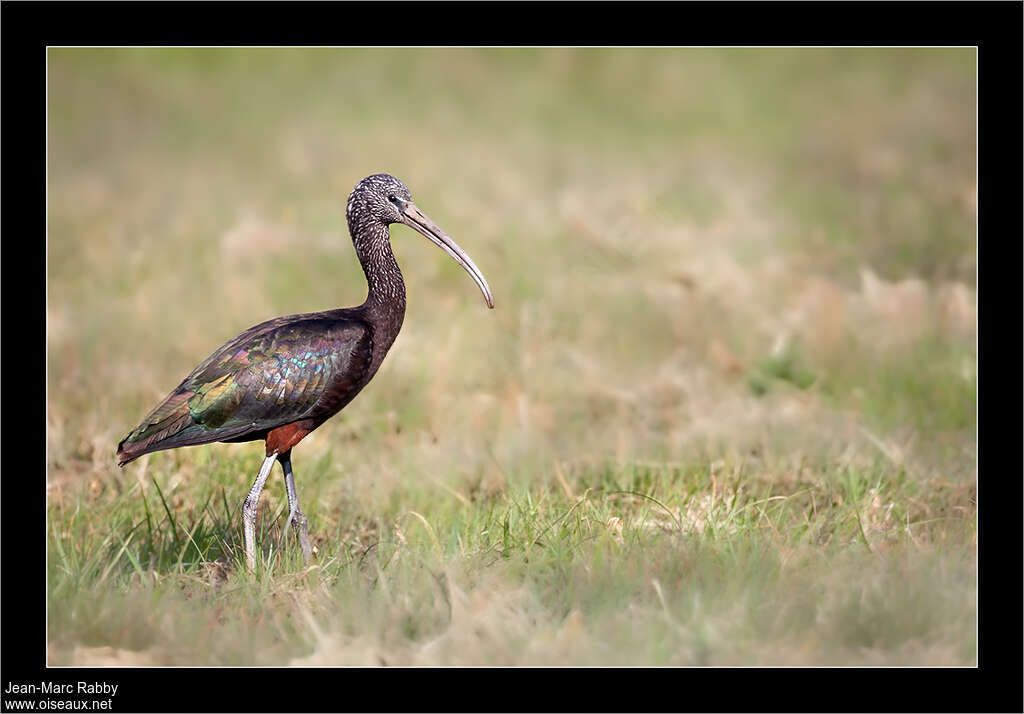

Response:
(117, 174), (494, 570)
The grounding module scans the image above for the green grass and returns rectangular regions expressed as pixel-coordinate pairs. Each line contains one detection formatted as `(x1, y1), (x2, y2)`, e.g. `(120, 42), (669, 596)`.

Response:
(47, 47), (976, 666)
(48, 455), (975, 665)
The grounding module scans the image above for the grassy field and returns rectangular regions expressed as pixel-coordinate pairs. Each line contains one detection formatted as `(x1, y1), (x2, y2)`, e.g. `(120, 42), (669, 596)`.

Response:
(46, 48), (976, 666)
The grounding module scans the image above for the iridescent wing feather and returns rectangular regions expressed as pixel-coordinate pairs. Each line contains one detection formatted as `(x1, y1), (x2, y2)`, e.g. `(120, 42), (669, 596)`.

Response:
(117, 314), (371, 464)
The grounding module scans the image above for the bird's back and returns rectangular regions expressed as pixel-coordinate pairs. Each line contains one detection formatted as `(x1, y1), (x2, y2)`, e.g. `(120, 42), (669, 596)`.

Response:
(117, 310), (374, 465)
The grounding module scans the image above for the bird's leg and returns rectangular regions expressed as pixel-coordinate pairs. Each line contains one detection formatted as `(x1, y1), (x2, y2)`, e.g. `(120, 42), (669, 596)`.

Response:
(242, 453), (278, 571)
(280, 450), (313, 563)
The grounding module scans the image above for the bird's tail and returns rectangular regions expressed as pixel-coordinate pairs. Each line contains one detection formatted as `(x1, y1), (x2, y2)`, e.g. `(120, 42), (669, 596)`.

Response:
(117, 392), (195, 466)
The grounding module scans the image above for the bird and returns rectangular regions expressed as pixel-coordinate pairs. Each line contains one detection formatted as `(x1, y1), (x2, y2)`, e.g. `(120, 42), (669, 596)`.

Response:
(117, 173), (494, 570)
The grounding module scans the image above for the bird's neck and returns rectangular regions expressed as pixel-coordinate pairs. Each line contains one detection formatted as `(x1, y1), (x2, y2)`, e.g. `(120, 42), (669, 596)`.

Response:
(354, 224), (407, 330)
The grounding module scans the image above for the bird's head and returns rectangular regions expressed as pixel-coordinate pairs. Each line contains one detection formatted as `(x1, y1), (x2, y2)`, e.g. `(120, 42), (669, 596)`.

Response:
(347, 173), (494, 309)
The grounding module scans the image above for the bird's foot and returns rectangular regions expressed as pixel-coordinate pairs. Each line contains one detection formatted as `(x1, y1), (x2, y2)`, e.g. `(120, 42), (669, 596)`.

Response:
(294, 513), (313, 563)
(284, 507), (313, 563)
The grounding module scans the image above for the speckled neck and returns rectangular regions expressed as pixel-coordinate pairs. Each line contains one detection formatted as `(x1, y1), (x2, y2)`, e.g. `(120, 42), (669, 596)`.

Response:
(347, 213), (406, 355)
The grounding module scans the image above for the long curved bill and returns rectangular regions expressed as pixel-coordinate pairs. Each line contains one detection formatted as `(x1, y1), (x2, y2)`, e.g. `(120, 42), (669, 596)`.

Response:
(400, 202), (495, 309)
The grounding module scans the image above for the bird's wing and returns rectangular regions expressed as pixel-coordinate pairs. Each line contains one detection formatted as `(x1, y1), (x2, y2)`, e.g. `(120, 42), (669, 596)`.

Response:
(187, 317), (372, 430)
(118, 315), (372, 463)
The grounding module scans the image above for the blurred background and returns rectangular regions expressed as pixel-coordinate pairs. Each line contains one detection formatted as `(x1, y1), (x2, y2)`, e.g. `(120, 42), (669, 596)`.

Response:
(46, 48), (976, 666)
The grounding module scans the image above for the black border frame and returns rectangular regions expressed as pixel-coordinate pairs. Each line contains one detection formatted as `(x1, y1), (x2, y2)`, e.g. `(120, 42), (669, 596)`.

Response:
(4, 2), (1020, 712)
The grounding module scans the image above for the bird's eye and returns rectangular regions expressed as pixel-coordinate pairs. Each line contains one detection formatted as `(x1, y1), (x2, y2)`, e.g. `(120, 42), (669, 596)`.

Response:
(387, 194), (399, 204)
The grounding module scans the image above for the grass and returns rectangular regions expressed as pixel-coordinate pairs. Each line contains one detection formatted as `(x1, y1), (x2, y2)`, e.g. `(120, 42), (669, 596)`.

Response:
(46, 47), (976, 666)
(48, 456), (976, 666)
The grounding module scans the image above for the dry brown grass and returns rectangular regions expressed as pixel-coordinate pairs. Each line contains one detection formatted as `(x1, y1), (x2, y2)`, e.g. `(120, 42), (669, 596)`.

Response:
(47, 48), (975, 667)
